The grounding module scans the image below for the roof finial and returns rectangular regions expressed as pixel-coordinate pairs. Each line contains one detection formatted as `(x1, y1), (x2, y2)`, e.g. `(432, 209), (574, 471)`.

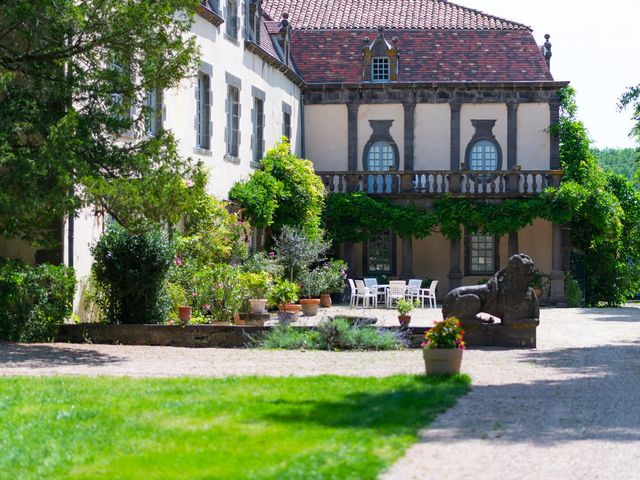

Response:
(543, 33), (552, 67)
(377, 25), (384, 37)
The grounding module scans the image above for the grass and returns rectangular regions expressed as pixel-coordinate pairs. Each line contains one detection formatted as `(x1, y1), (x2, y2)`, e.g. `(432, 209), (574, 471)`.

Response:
(260, 317), (404, 350)
(0, 374), (469, 480)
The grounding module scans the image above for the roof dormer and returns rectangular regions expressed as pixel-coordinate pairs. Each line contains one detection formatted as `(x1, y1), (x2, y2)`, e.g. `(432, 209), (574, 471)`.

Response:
(362, 27), (399, 82)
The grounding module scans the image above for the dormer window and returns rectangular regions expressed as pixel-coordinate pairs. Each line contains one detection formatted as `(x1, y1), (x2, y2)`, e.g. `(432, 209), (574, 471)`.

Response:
(362, 27), (399, 82)
(372, 57), (390, 82)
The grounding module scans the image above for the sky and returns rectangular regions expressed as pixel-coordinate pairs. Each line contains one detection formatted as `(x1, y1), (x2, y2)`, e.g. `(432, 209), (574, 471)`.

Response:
(459, 0), (639, 149)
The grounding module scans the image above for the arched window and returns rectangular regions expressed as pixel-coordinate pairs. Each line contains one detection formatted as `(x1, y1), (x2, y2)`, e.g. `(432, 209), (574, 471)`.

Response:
(468, 140), (498, 171)
(366, 140), (396, 193)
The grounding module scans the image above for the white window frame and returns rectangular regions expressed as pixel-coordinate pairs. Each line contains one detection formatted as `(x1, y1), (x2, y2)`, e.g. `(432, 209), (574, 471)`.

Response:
(196, 73), (210, 149)
(226, 85), (240, 157)
(470, 233), (496, 275)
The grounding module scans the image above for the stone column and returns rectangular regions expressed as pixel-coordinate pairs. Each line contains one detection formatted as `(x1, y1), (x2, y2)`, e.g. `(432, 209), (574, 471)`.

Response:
(400, 236), (414, 279)
(347, 102), (359, 172)
(549, 223), (566, 302)
(343, 241), (354, 275)
(549, 100), (560, 170)
(450, 101), (461, 170)
(448, 237), (463, 291)
(508, 231), (519, 257)
(403, 100), (416, 171)
(507, 101), (519, 169)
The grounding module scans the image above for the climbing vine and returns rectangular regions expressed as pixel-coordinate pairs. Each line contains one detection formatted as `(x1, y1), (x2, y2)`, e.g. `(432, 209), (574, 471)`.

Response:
(323, 187), (577, 244)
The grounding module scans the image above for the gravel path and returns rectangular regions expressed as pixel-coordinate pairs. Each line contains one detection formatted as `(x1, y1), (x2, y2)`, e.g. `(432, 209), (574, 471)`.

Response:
(2, 307), (640, 479)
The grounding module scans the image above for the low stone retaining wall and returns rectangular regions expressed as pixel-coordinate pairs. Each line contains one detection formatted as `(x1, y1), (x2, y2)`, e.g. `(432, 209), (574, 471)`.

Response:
(56, 323), (429, 348)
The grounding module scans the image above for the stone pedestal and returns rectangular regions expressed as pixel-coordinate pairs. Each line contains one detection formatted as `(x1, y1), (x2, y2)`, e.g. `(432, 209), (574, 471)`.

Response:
(461, 318), (539, 348)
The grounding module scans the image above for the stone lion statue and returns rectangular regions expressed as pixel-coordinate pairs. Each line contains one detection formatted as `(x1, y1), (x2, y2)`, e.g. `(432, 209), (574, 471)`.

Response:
(442, 253), (539, 325)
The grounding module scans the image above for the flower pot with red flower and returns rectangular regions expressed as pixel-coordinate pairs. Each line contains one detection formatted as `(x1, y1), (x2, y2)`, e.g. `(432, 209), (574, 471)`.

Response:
(422, 317), (465, 375)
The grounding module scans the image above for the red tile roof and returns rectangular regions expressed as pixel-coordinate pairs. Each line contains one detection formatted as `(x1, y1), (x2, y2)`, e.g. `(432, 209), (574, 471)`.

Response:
(262, 0), (530, 31)
(291, 29), (553, 83)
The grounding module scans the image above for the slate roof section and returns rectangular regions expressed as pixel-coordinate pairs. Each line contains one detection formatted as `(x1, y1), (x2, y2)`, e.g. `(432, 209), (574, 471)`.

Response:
(262, 0), (530, 31)
(291, 29), (553, 83)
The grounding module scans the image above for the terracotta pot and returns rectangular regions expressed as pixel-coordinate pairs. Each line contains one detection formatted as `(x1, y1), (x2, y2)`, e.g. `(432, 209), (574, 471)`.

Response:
(300, 298), (321, 316)
(277, 303), (301, 323)
(232, 313), (240, 324)
(177, 306), (192, 323)
(533, 288), (543, 299)
(423, 348), (463, 375)
(320, 293), (332, 308)
(398, 314), (411, 326)
(249, 298), (268, 315)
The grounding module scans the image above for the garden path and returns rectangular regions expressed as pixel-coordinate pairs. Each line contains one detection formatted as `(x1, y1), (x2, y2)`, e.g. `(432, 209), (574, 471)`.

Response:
(383, 306), (640, 480)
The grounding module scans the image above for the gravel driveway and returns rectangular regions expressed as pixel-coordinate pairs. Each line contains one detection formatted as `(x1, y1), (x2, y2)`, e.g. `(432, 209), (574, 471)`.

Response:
(2, 307), (640, 479)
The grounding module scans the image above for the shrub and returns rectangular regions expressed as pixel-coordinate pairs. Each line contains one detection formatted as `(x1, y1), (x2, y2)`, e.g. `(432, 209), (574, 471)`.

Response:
(273, 225), (329, 281)
(191, 264), (247, 322)
(564, 273), (583, 308)
(396, 299), (417, 316)
(229, 139), (326, 239)
(269, 279), (299, 307)
(318, 259), (348, 294)
(91, 224), (172, 324)
(241, 251), (284, 280)
(260, 317), (402, 351)
(0, 259), (76, 341)
(240, 271), (272, 299)
(298, 267), (326, 299)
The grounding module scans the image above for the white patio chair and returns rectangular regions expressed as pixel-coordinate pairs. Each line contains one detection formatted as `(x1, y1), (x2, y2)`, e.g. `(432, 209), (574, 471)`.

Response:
(386, 280), (407, 309)
(347, 278), (357, 308)
(364, 277), (385, 306)
(354, 279), (376, 308)
(406, 279), (422, 303)
(416, 280), (438, 308)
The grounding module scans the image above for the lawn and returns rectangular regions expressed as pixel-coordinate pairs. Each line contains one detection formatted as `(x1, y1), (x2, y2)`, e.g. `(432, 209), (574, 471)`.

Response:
(0, 375), (469, 480)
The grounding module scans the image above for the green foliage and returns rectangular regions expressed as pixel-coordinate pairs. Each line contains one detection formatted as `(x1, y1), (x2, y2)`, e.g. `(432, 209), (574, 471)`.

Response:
(269, 279), (299, 307)
(174, 188), (249, 269)
(0, 0), (201, 245)
(556, 87), (640, 306)
(424, 317), (465, 349)
(324, 191), (572, 243)
(239, 272), (272, 299)
(91, 224), (172, 324)
(0, 259), (76, 341)
(261, 317), (403, 351)
(619, 83), (640, 144)
(396, 299), (418, 316)
(318, 259), (348, 294)
(0, 375), (469, 479)
(564, 273), (583, 308)
(241, 251), (285, 280)
(230, 139), (326, 239)
(273, 225), (330, 281)
(190, 264), (247, 322)
(298, 267), (326, 298)
(592, 148), (639, 182)
(530, 269), (550, 290)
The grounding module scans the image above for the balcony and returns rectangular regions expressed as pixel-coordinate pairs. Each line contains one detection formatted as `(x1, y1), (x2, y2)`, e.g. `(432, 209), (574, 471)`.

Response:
(317, 169), (563, 198)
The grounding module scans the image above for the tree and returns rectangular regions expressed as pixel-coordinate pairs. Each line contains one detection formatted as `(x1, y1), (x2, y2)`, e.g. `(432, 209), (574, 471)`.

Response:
(229, 139), (326, 241)
(555, 87), (640, 305)
(619, 84), (640, 145)
(592, 148), (639, 184)
(0, 0), (201, 244)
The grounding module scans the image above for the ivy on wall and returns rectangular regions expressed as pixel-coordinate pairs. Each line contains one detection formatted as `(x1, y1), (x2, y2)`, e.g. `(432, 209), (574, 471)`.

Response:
(323, 187), (578, 244)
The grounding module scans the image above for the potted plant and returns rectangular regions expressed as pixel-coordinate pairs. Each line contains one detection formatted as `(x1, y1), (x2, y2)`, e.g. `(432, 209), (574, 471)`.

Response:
(319, 259), (348, 307)
(530, 269), (549, 299)
(422, 317), (465, 375)
(241, 272), (272, 314)
(298, 268), (325, 316)
(269, 279), (300, 322)
(396, 298), (418, 326)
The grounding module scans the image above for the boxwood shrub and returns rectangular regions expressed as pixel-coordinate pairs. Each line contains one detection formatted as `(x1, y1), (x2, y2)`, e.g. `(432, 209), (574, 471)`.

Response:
(91, 224), (172, 324)
(0, 259), (76, 341)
